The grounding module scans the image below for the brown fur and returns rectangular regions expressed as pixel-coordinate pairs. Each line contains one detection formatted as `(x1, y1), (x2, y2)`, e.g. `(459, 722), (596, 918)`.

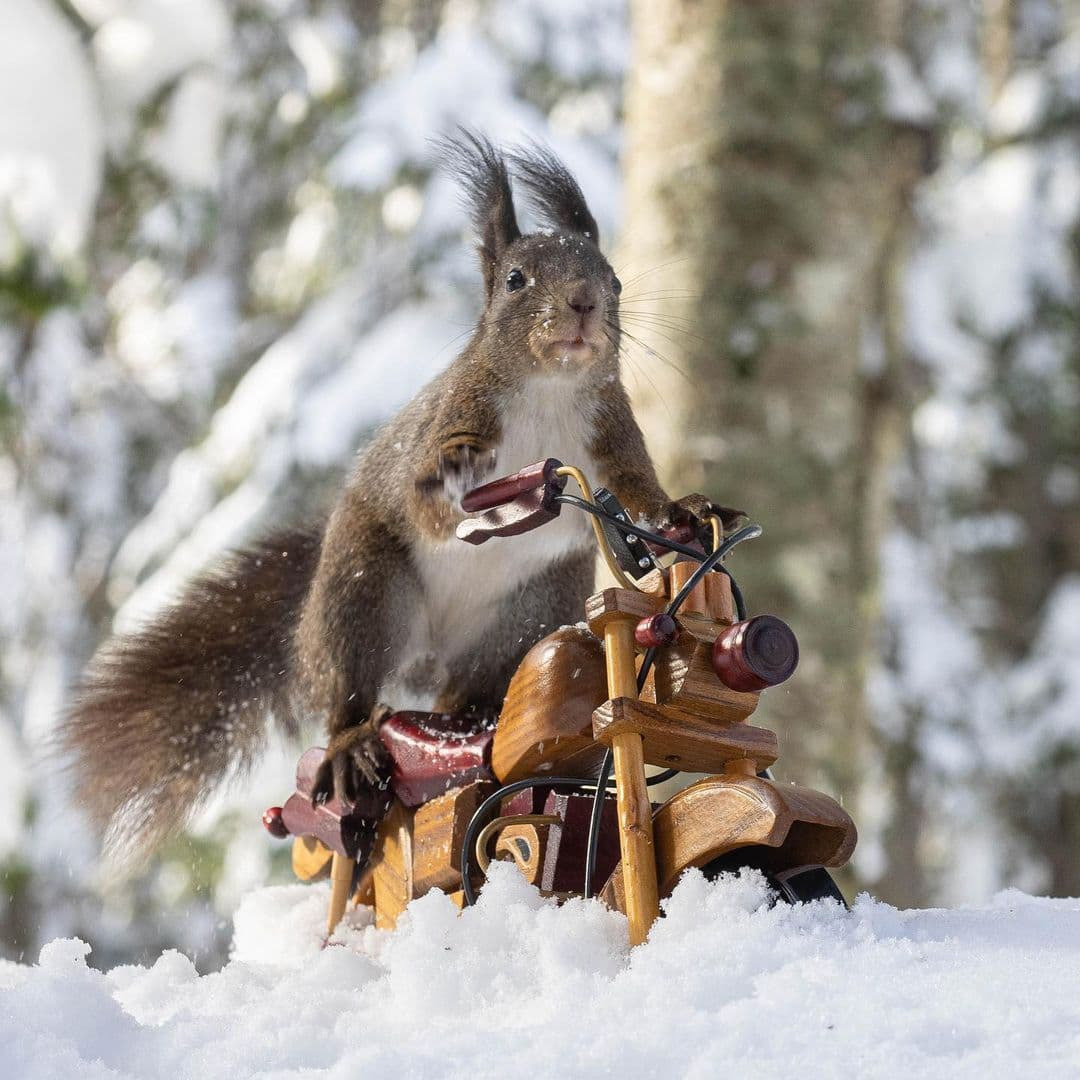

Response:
(61, 132), (727, 864)
(62, 527), (321, 864)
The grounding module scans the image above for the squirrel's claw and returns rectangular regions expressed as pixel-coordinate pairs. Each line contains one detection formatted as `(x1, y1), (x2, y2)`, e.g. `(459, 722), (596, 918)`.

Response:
(311, 722), (391, 809)
(414, 434), (498, 509)
(436, 435), (497, 503)
(663, 495), (747, 543)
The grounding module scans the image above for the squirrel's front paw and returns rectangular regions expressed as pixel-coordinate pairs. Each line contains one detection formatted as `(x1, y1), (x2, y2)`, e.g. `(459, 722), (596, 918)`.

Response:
(662, 495), (747, 544)
(311, 722), (392, 810)
(437, 434), (497, 503)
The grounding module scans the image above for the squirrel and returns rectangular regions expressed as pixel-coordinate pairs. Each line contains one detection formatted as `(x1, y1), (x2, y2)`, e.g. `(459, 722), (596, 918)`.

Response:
(61, 132), (738, 867)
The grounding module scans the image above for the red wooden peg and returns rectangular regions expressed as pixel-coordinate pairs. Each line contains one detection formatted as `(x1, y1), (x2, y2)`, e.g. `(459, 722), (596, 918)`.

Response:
(634, 613), (678, 649)
(262, 806), (288, 838)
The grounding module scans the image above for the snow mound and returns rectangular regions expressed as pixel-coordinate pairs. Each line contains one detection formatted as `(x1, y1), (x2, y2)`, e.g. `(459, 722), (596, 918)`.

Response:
(3, 865), (1080, 1078)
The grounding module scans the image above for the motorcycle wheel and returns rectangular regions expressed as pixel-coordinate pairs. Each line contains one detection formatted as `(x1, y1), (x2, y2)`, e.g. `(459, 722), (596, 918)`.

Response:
(699, 848), (848, 908)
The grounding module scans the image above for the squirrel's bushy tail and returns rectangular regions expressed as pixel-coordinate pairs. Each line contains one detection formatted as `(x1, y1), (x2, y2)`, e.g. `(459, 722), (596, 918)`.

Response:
(61, 525), (322, 868)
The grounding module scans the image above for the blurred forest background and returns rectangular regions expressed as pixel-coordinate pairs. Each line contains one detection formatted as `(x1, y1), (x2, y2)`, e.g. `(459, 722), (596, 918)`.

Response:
(1, 0), (1077, 969)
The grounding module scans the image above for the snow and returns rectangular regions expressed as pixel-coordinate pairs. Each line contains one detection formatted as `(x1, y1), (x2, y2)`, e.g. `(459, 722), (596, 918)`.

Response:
(91, 0), (229, 111)
(0, 0), (104, 260)
(878, 47), (935, 126)
(989, 69), (1048, 138)
(147, 70), (227, 188)
(3, 867), (1080, 1078)
(330, 20), (619, 229)
(907, 143), (1075, 354)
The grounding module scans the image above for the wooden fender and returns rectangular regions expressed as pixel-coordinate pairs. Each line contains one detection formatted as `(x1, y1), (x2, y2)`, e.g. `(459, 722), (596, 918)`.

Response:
(602, 774), (856, 911)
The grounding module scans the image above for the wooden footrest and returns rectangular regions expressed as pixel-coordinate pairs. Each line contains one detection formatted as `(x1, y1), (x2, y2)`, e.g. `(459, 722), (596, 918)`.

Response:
(591, 697), (778, 775)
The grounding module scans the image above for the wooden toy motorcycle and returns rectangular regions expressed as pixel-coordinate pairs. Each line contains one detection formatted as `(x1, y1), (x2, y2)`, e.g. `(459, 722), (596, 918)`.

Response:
(264, 460), (856, 946)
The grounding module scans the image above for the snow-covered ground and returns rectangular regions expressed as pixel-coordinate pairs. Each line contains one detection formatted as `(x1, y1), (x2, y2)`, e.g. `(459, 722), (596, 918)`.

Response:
(3, 866), (1079, 1079)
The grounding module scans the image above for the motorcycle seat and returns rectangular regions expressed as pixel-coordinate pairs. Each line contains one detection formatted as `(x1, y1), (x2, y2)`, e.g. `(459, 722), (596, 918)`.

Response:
(377, 710), (496, 807)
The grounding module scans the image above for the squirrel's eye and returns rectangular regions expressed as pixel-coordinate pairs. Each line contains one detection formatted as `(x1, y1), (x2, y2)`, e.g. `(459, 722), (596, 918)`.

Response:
(612, 275), (622, 295)
(506, 269), (526, 292)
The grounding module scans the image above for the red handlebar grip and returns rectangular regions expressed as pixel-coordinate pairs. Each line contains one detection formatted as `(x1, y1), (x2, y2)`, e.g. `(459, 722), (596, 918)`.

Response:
(461, 458), (565, 513)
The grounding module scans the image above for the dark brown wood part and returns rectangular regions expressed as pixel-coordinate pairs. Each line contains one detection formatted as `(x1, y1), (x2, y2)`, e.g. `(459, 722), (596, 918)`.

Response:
(538, 790), (621, 895)
(712, 615), (799, 692)
(412, 781), (494, 895)
(455, 495), (559, 545)
(378, 711), (496, 807)
(460, 457), (566, 512)
(592, 697), (778, 774)
(499, 787), (548, 816)
(455, 461), (568, 545)
(492, 626), (609, 783)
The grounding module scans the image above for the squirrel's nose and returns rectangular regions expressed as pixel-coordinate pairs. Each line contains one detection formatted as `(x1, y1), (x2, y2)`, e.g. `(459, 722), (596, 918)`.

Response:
(567, 282), (598, 316)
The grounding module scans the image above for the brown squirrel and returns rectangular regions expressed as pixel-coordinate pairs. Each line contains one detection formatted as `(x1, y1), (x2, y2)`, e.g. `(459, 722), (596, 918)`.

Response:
(62, 132), (735, 866)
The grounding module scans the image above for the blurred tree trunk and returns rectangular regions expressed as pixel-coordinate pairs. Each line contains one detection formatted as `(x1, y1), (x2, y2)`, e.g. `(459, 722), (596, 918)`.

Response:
(973, 4), (1080, 896)
(619, 0), (930, 899)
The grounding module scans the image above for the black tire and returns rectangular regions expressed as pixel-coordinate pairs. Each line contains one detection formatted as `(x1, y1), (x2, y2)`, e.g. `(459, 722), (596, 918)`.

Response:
(700, 848), (848, 908)
(773, 866), (847, 905)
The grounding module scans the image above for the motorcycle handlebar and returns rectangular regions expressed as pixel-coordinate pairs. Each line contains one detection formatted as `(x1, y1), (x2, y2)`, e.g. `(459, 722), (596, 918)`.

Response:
(460, 458), (566, 513)
(458, 459), (757, 593)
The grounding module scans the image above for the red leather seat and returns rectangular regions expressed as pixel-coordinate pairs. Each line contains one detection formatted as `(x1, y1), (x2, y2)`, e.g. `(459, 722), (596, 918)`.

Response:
(377, 711), (496, 807)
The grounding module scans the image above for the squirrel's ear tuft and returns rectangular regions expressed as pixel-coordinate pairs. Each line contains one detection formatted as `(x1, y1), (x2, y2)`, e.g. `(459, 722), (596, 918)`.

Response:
(509, 142), (600, 246)
(437, 129), (521, 298)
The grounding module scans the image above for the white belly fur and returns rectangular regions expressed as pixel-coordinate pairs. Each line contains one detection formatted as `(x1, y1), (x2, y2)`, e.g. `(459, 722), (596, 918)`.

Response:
(379, 376), (597, 709)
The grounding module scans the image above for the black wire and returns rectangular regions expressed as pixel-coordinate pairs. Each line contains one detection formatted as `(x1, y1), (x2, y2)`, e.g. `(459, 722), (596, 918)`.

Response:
(665, 525), (761, 610)
(641, 565), (749, 785)
(583, 750), (614, 898)
(581, 525), (760, 897)
(460, 775), (605, 906)
(461, 511), (762, 906)
(553, 493), (711, 561)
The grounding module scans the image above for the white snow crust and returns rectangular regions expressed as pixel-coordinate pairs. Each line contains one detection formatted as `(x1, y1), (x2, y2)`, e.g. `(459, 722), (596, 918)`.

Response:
(3, 866), (1080, 1079)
